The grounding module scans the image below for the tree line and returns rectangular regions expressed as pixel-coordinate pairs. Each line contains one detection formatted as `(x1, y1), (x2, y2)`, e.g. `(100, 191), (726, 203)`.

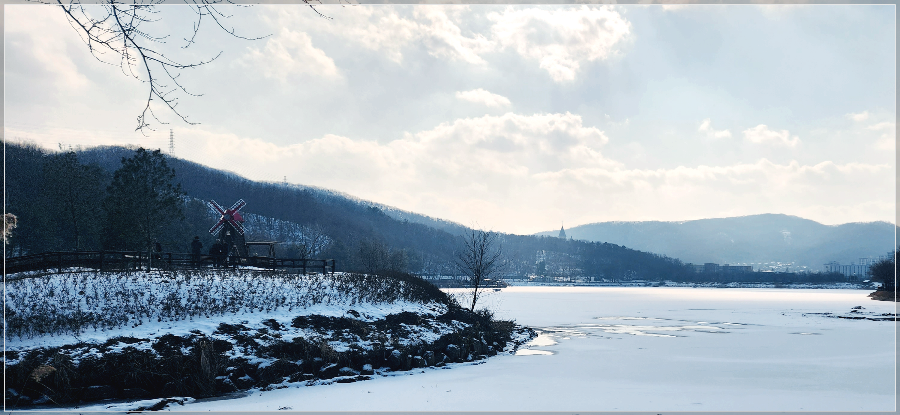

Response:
(8, 141), (853, 285)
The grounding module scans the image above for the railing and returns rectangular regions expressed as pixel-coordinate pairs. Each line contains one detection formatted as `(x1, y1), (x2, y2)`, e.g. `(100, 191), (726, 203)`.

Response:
(4, 251), (335, 276)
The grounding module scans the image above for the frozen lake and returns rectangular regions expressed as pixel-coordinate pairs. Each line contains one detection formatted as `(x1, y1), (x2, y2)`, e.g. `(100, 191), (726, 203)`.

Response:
(164, 287), (894, 411)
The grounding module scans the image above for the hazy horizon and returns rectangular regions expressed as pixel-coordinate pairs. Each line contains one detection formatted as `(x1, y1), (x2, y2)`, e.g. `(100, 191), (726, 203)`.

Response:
(5, 4), (896, 235)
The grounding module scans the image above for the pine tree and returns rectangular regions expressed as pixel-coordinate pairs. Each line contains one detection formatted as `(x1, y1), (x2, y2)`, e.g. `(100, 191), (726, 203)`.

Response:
(102, 148), (185, 251)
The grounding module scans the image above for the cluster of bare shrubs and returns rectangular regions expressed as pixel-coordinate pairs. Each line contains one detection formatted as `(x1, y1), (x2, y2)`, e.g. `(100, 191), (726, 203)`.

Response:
(5, 307), (532, 408)
(5, 270), (449, 339)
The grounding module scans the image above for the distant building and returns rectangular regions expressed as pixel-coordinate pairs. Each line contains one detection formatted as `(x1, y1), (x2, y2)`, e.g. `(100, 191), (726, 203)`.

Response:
(824, 253), (892, 278)
(686, 262), (752, 273)
(558, 225), (567, 239)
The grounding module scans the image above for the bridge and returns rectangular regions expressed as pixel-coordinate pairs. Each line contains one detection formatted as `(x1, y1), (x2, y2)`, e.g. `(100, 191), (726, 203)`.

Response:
(4, 250), (336, 278)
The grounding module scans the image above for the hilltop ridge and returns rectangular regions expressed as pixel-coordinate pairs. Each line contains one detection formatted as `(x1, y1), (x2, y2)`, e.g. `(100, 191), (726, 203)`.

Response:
(537, 214), (897, 271)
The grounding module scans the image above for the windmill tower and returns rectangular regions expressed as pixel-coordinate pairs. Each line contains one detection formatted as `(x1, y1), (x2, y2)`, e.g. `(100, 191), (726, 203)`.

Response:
(168, 129), (174, 155)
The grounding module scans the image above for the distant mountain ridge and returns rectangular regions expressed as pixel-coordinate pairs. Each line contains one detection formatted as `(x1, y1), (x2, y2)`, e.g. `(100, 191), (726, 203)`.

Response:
(536, 214), (897, 271)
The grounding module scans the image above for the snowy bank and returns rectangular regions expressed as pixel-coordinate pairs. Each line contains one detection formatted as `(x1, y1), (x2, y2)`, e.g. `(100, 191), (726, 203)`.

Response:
(4, 270), (533, 409)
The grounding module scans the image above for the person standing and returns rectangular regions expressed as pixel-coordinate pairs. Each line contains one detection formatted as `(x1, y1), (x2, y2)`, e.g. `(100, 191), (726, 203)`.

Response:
(191, 236), (203, 265)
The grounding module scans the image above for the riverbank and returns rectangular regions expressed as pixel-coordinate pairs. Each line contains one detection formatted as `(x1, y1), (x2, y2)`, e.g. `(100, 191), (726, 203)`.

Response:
(4, 270), (534, 409)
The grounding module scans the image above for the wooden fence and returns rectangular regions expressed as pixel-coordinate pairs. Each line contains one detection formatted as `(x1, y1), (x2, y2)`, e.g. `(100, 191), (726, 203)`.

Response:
(5, 251), (335, 277)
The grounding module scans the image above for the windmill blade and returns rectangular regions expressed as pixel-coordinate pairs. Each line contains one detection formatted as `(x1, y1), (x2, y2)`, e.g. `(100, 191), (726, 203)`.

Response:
(210, 219), (226, 235)
(208, 200), (225, 216)
(229, 219), (245, 235)
(230, 199), (246, 212)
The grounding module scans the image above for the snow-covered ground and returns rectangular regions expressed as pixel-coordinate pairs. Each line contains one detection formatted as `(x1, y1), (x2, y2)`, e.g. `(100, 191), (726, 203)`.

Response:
(128, 286), (894, 412)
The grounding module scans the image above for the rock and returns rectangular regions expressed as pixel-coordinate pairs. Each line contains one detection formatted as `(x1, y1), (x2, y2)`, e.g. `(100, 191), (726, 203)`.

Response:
(121, 388), (149, 399)
(423, 351), (435, 366)
(257, 359), (301, 385)
(81, 385), (114, 401)
(319, 363), (340, 379)
(360, 364), (375, 375)
(338, 367), (359, 376)
(388, 350), (403, 370)
(411, 356), (426, 368)
(473, 340), (487, 355)
(445, 344), (460, 361)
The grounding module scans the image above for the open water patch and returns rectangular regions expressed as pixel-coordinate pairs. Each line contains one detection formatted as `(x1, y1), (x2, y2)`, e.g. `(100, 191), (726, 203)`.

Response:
(524, 317), (749, 341)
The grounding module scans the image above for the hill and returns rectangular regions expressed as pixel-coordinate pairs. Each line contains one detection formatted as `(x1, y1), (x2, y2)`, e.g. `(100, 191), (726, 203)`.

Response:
(4, 141), (694, 281)
(537, 214), (897, 271)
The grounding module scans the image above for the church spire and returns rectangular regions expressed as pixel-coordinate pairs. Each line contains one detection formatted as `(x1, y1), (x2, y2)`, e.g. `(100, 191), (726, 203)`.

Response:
(558, 223), (567, 239)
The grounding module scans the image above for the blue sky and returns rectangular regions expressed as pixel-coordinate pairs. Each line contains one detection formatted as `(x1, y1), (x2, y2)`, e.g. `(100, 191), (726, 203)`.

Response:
(4, 4), (896, 234)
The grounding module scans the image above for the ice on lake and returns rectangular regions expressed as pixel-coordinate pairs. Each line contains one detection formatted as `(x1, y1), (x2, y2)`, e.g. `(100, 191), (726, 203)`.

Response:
(162, 287), (894, 412)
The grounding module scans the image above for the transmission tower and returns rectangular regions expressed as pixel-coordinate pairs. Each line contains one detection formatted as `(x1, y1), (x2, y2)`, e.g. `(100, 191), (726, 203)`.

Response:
(168, 129), (174, 155)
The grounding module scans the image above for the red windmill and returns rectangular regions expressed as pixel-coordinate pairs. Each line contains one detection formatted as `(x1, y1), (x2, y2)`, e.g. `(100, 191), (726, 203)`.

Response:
(209, 199), (246, 235)
(208, 199), (248, 257)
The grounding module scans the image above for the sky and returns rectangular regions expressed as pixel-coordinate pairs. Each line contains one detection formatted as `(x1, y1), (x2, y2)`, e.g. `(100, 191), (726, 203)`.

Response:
(4, 4), (896, 235)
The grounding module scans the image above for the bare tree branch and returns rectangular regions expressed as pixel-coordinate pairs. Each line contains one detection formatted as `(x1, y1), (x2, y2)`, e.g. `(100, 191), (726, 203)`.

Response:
(52, 0), (271, 135)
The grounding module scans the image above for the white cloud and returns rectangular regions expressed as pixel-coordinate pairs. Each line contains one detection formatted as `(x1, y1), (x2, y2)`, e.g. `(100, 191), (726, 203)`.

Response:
(276, 6), (491, 64)
(743, 125), (800, 147)
(866, 121), (894, 131)
(866, 121), (896, 151)
(698, 118), (732, 138)
(846, 111), (870, 122)
(264, 5), (631, 81)
(488, 5), (631, 82)
(167, 111), (893, 234)
(5, 5), (91, 91)
(238, 28), (339, 82)
(412, 7), (493, 64)
(455, 89), (512, 107)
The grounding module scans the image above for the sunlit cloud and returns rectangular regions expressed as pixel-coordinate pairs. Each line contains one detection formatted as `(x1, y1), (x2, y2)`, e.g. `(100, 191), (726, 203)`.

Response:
(5, 5), (91, 91)
(456, 89), (512, 107)
(237, 28), (340, 81)
(698, 118), (732, 139)
(488, 5), (631, 82)
(743, 124), (800, 147)
(846, 110), (870, 122)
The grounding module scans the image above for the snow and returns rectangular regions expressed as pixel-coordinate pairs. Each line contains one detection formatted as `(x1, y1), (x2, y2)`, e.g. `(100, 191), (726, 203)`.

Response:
(5, 270), (447, 352)
(21, 285), (896, 412)
(146, 286), (894, 412)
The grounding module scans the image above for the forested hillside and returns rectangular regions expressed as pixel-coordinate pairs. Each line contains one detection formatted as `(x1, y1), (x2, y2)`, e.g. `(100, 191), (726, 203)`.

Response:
(3, 141), (709, 281)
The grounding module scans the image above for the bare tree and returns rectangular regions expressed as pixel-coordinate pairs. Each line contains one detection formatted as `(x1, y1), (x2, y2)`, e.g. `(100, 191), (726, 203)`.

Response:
(297, 223), (331, 258)
(357, 238), (389, 275)
(54, 0), (268, 134)
(455, 229), (502, 311)
(868, 249), (897, 292)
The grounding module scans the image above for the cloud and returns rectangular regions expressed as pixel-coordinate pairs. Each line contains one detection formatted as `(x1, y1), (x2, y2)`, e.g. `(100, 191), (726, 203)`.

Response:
(742, 125), (800, 147)
(168, 111), (893, 234)
(265, 5), (631, 82)
(846, 111), (870, 122)
(698, 118), (732, 138)
(413, 7), (493, 64)
(238, 28), (339, 82)
(5, 5), (91, 92)
(866, 121), (896, 150)
(276, 6), (491, 64)
(488, 5), (631, 82)
(455, 89), (512, 107)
